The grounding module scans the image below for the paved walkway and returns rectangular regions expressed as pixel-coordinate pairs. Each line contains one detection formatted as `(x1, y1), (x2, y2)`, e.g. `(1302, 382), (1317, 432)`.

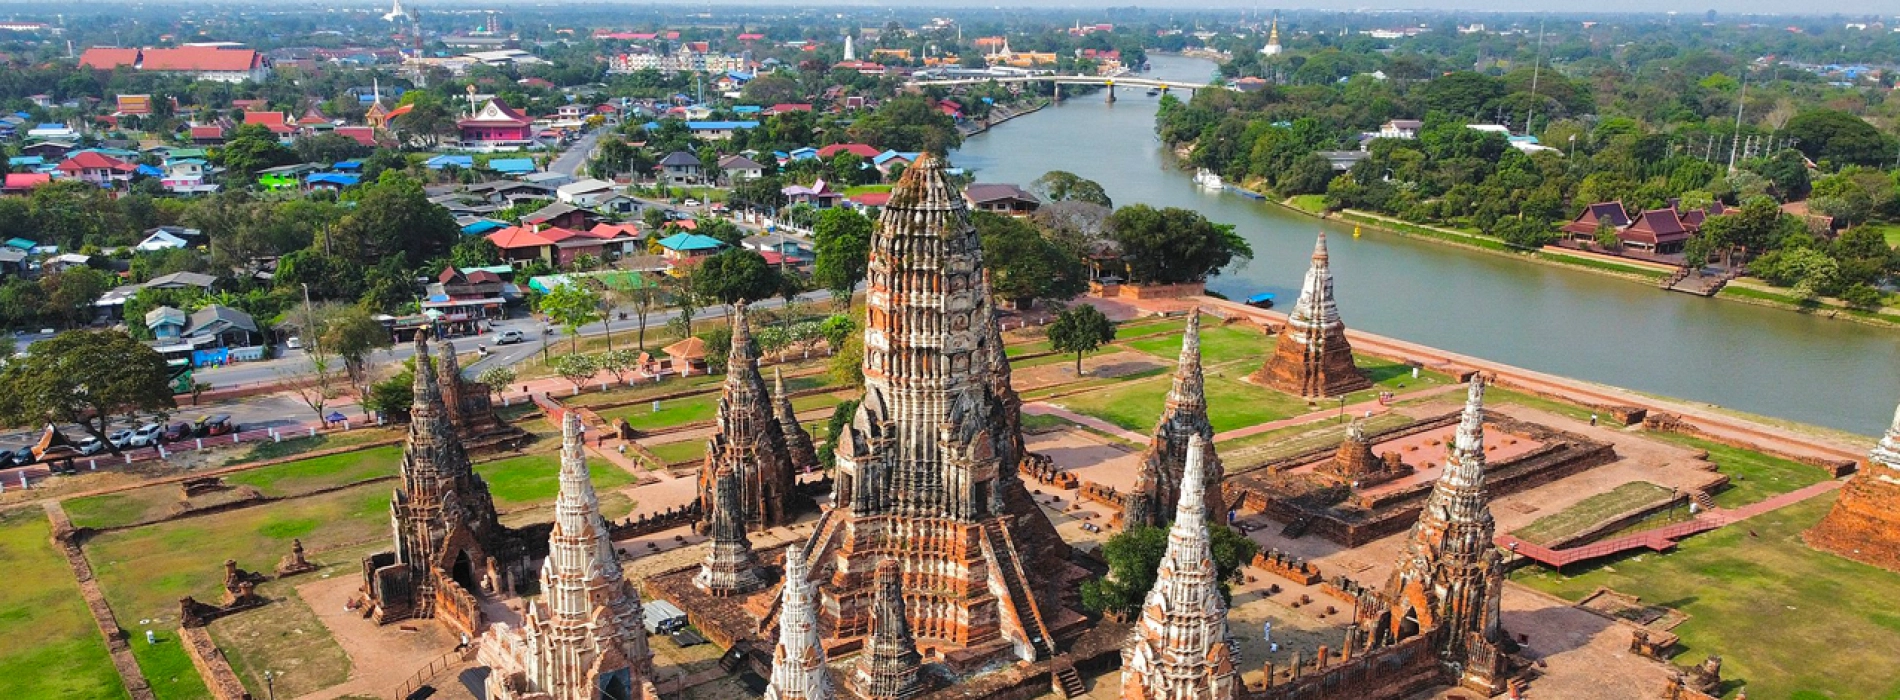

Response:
(1498, 479), (1843, 567)
(1211, 382), (1466, 442)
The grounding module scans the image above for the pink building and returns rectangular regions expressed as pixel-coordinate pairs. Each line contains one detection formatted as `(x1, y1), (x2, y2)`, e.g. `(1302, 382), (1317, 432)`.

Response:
(458, 99), (535, 150)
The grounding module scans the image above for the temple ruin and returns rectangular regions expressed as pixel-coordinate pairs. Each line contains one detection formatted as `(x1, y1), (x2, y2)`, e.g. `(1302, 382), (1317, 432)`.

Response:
(480, 412), (658, 700)
(774, 367), (823, 475)
(696, 303), (798, 531)
(763, 547), (832, 700)
(1123, 312), (1227, 528)
(1120, 435), (1239, 700)
(1806, 400), (1900, 571)
(1249, 232), (1372, 398)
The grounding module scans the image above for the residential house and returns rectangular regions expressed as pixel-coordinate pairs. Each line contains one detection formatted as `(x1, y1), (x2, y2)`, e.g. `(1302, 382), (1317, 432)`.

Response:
(189, 124), (225, 145)
(962, 183), (1041, 215)
(162, 159), (215, 194)
(486, 224), (641, 267)
(137, 226), (206, 251)
(782, 179), (843, 208)
(762, 103), (813, 116)
(556, 178), (618, 206)
(458, 98), (535, 150)
(56, 151), (138, 187)
(424, 266), (514, 327)
(817, 143), (881, 160)
(1618, 209), (1694, 254)
(686, 120), (759, 140)
(520, 201), (594, 230)
(145, 306), (189, 340)
(2, 172), (50, 195)
(872, 150), (918, 177)
(656, 232), (726, 269)
(659, 151), (703, 186)
(243, 111), (295, 137)
(1560, 202), (1633, 243)
(1378, 119), (1423, 139)
(487, 157), (536, 176)
(257, 163), (319, 191)
(97, 271), (220, 319)
(717, 154), (766, 182)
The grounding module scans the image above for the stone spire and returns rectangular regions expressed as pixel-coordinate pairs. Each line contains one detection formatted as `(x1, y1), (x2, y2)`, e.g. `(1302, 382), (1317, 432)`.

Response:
(1250, 232), (1370, 398)
(698, 302), (796, 530)
(1262, 16), (1283, 55)
(1807, 400), (1900, 572)
(480, 412), (654, 700)
(435, 336), (466, 429)
(773, 368), (821, 474)
(853, 559), (924, 700)
(1126, 312), (1224, 528)
(819, 152), (1072, 666)
(1120, 435), (1238, 700)
(696, 464), (765, 595)
(764, 550), (831, 700)
(1377, 376), (1503, 651)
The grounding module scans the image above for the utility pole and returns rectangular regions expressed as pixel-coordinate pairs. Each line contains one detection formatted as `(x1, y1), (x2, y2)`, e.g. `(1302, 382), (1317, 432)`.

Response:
(1525, 18), (1545, 136)
(300, 283), (318, 357)
(1727, 76), (1747, 173)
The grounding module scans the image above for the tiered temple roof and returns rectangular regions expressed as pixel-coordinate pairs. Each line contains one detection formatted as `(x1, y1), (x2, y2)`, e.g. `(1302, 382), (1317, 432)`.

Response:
(480, 412), (656, 700)
(1120, 435), (1238, 700)
(1126, 311), (1225, 528)
(695, 464), (766, 595)
(1250, 232), (1371, 398)
(773, 367), (821, 475)
(698, 302), (796, 530)
(852, 559), (924, 700)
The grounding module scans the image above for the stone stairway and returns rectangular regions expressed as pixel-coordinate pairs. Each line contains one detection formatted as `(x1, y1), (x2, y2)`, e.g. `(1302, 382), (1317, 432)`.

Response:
(1666, 267), (1745, 297)
(982, 520), (1058, 660)
(1051, 657), (1087, 698)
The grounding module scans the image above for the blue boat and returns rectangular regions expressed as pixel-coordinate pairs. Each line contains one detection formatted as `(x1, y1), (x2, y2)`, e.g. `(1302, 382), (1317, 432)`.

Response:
(1246, 292), (1277, 308)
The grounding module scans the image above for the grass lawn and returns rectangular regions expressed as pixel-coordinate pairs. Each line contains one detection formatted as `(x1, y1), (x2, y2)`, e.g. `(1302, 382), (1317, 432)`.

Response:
(64, 488), (184, 531)
(222, 445), (404, 497)
(0, 507), (128, 700)
(1220, 412), (1415, 464)
(87, 484), (390, 700)
(1482, 387), (1600, 423)
(644, 439), (708, 466)
(1643, 432), (1830, 508)
(1057, 374), (1311, 434)
(210, 594), (349, 698)
(475, 452), (636, 509)
(1005, 339), (1055, 357)
(1021, 412), (1080, 433)
(843, 184), (893, 196)
(1510, 481), (1676, 546)
(559, 372), (727, 408)
(1343, 355), (1453, 403)
(1123, 321), (1268, 366)
(1513, 495), (1900, 700)
(1864, 221), (1900, 249)
(1286, 194), (1327, 214)
(598, 390), (846, 432)
(233, 428), (401, 464)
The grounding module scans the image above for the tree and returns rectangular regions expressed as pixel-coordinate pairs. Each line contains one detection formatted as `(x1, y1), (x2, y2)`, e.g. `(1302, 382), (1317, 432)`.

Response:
(320, 305), (394, 405)
(973, 211), (1087, 308)
(1030, 171), (1113, 207)
(626, 277), (663, 351)
(295, 133), (373, 165)
(1106, 205), (1252, 284)
(664, 272), (701, 336)
(217, 123), (297, 181)
(325, 171), (460, 268)
(695, 218), (747, 247)
(540, 282), (604, 354)
(0, 330), (174, 453)
(1080, 522), (1257, 616)
(816, 399), (861, 469)
(694, 248), (782, 306)
(476, 365), (517, 401)
(551, 353), (598, 392)
(812, 208), (873, 305)
(1048, 304), (1116, 375)
(39, 267), (112, 327)
(451, 236), (502, 269)
(282, 353), (343, 423)
(1783, 110), (1894, 168)
(363, 363), (415, 421)
(596, 349), (639, 385)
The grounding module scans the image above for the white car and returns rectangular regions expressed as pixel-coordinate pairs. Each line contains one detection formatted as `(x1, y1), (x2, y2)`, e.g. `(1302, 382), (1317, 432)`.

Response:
(683, 198), (701, 207)
(106, 429), (133, 448)
(76, 437), (105, 455)
(285, 336), (302, 350)
(126, 423), (165, 448)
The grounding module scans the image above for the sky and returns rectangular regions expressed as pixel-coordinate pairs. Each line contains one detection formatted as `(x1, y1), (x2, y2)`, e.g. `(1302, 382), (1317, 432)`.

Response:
(678, 1), (1888, 17)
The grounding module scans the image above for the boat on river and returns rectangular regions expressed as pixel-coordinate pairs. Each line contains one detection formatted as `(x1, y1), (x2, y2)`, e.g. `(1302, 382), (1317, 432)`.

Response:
(1193, 168), (1223, 189)
(1245, 292), (1277, 309)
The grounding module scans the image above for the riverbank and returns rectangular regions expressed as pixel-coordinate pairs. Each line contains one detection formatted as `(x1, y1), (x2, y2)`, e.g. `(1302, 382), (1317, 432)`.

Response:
(1251, 188), (1900, 330)
(960, 98), (1048, 138)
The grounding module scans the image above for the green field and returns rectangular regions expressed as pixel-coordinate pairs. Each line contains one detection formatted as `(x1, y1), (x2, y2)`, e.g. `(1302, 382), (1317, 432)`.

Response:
(474, 452), (638, 508)
(598, 390), (847, 432)
(223, 445), (405, 497)
(645, 439), (708, 466)
(1644, 432), (1830, 508)
(232, 428), (401, 463)
(1287, 194), (1327, 214)
(1514, 496), (1900, 700)
(1057, 373), (1312, 434)
(1124, 321), (1268, 366)
(1511, 482), (1676, 546)
(0, 507), (128, 699)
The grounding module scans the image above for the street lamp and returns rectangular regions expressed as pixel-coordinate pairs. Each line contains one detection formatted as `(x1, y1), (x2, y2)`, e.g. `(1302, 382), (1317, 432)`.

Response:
(264, 670), (276, 700)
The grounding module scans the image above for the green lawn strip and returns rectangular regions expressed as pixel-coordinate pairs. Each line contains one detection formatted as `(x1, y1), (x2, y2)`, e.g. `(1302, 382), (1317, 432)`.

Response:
(645, 440), (708, 466)
(1641, 432), (1828, 508)
(1056, 373), (1310, 433)
(1719, 284), (1900, 325)
(1510, 482), (1675, 546)
(1005, 339), (1055, 357)
(131, 628), (212, 700)
(1020, 366), (1172, 402)
(842, 184), (893, 196)
(210, 594), (350, 698)
(1482, 387), (1600, 423)
(1012, 352), (1081, 370)
(87, 485), (392, 699)
(1342, 355), (1453, 403)
(1341, 212), (1516, 253)
(599, 389), (845, 432)
(559, 373), (729, 408)
(1021, 413), (1080, 433)
(1220, 412), (1414, 462)
(475, 452), (637, 509)
(1286, 194), (1327, 214)
(234, 428), (401, 463)
(1512, 496), (1900, 700)
(0, 508), (128, 700)
(1532, 250), (1670, 280)
(1123, 323), (1268, 366)
(65, 489), (180, 531)
(222, 445), (405, 497)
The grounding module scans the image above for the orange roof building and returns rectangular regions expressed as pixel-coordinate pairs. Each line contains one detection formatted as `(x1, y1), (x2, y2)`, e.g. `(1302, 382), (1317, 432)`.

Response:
(77, 46), (268, 83)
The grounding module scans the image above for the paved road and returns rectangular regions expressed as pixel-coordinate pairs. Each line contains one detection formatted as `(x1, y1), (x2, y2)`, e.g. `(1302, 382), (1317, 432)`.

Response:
(548, 128), (603, 178)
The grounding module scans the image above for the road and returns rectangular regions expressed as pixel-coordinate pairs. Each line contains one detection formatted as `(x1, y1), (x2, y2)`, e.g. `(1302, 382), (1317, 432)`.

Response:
(548, 128), (604, 178)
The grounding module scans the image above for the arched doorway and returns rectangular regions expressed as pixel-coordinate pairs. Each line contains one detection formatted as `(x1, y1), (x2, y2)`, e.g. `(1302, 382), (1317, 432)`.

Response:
(451, 550), (479, 593)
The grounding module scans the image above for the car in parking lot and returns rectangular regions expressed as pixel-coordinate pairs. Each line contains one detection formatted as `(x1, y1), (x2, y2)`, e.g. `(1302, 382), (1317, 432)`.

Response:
(126, 423), (165, 448)
(76, 436), (105, 455)
(161, 422), (194, 443)
(285, 336), (302, 351)
(5, 446), (33, 466)
(495, 329), (526, 345)
(107, 429), (134, 448)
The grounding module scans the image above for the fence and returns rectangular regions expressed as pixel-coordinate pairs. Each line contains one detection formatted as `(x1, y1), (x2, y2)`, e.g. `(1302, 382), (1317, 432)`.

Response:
(391, 649), (469, 700)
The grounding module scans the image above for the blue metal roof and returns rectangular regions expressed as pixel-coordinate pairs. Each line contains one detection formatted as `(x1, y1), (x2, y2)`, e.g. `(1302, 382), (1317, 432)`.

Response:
(487, 158), (535, 174)
(656, 233), (725, 252)
(685, 121), (760, 130)
(426, 155), (475, 169)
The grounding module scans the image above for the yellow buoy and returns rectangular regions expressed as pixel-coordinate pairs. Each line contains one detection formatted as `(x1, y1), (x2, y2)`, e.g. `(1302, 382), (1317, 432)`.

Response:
(1353, 225), (1362, 238)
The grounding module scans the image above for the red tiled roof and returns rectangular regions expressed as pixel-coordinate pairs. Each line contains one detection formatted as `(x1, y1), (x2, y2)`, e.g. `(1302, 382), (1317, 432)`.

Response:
(189, 125), (225, 140)
(138, 47), (262, 72)
(850, 192), (891, 207)
(78, 47), (140, 70)
(4, 173), (50, 190)
(487, 226), (554, 250)
(384, 103), (414, 121)
(764, 103), (813, 115)
(57, 151), (135, 173)
(244, 111), (287, 126)
(335, 126), (375, 146)
(817, 143), (880, 159)
(589, 223), (641, 239)
(1620, 209), (1692, 247)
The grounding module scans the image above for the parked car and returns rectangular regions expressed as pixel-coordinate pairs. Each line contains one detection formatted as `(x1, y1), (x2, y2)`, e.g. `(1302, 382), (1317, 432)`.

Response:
(160, 422), (193, 443)
(5, 447), (33, 466)
(682, 198), (701, 207)
(76, 437), (105, 456)
(495, 330), (526, 345)
(126, 423), (164, 448)
(107, 429), (134, 448)
(197, 415), (236, 437)
(285, 336), (302, 351)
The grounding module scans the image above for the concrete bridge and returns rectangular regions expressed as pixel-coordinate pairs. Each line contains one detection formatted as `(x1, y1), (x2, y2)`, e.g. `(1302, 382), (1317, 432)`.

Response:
(906, 73), (1227, 103)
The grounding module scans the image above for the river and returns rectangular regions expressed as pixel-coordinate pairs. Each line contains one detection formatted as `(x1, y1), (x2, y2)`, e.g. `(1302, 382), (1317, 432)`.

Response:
(953, 54), (1900, 436)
